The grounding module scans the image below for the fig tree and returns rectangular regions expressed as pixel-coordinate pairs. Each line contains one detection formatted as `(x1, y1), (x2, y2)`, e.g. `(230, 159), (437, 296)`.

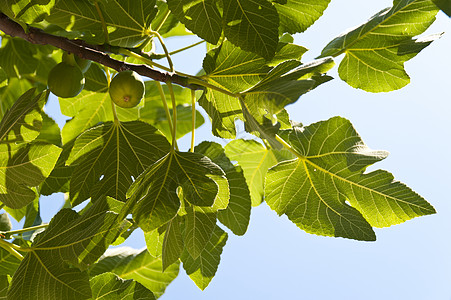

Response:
(109, 70), (145, 108)
(47, 62), (85, 98)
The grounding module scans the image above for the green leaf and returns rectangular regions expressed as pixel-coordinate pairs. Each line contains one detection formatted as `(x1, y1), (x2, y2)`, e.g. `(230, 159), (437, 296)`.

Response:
(40, 140), (74, 196)
(0, 247), (20, 276)
(265, 116), (436, 241)
(433, 0), (451, 16)
(21, 199), (42, 241)
(145, 226), (165, 258)
(152, 1), (182, 36)
(35, 112), (61, 146)
(272, 0), (331, 34)
(128, 151), (227, 232)
(46, 0), (158, 47)
(225, 139), (294, 206)
(0, 68), (6, 89)
(7, 197), (126, 300)
(162, 217), (184, 271)
(60, 65), (139, 144)
(200, 40), (309, 139)
(199, 89), (242, 139)
(195, 141), (252, 236)
(242, 58), (334, 121)
(0, 78), (33, 119)
(0, 275), (8, 299)
(0, 38), (55, 79)
(90, 272), (156, 300)
(2, 197), (38, 222)
(204, 41), (272, 93)
(184, 205), (217, 259)
(140, 104), (204, 140)
(0, 0), (56, 24)
(167, 0), (222, 44)
(320, 0), (439, 92)
(0, 88), (43, 143)
(204, 39), (306, 93)
(89, 247), (179, 298)
(223, 0), (279, 59)
(0, 89), (61, 207)
(181, 225), (228, 290)
(0, 143), (61, 209)
(67, 121), (170, 205)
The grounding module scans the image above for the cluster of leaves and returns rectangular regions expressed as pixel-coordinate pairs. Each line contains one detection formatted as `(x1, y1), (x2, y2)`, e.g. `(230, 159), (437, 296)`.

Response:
(0, 0), (447, 299)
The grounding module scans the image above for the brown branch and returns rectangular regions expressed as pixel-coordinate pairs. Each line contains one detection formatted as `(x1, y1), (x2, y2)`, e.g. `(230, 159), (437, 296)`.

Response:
(0, 13), (202, 90)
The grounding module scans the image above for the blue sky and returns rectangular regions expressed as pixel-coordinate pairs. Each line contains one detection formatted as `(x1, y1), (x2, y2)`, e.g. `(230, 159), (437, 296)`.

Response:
(8, 1), (451, 299)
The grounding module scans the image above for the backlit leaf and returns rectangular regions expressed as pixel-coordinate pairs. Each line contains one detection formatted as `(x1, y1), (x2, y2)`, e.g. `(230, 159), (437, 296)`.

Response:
(46, 0), (158, 47)
(162, 217), (184, 271)
(67, 121), (170, 205)
(167, 0), (222, 44)
(7, 197), (126, 300)
(320, 0), (439, 92)
(128, 151), (227, 232)
(225, 139), (293, 206)
(181, 225), (228, 290)
(89, 247), (179, 298)
(265, 116), (435, 240)
(0, 90), (61, 209)
(223, 0), (279, 59)
(0, 0), (56, 24)
(184, 205), (217, 259)
(273, 0), (331, 34)
(90, 272), (156, 300)
(196, 141), (252, 236)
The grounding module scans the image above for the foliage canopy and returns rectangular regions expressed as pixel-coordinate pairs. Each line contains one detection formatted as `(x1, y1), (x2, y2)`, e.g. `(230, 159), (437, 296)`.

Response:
(0, 0), (448, 299)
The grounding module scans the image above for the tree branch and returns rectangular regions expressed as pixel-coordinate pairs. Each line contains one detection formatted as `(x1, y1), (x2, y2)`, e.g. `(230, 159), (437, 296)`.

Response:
(0, 13), (202, 90)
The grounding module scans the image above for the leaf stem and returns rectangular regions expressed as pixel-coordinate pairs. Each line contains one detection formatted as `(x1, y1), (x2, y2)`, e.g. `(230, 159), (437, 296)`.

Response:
(169, 40), (205, 56)
(167, 82), (178, 151)
(137, 36), (153, 51)
(190, 89), (196, 152)
(155, 81), (174, 137)
(275, 134), (304, 159)
(154, 9), (171, 32)
(105, 67), (119, 124)
(0, 239), (24, 260)
(94, 1), (109, 44)
(119, 48), (172, 72)
(149, 30), (174, 72)
(3, 223), (49, 236)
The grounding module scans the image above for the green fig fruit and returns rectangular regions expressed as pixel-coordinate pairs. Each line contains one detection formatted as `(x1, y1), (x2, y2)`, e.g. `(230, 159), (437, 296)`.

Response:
(47, 62), (85, 98)
(109, 70), (145, 108)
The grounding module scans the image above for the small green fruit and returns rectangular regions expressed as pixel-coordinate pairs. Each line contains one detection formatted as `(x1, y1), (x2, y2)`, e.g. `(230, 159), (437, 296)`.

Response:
(62, 52), (92, 73)
(48, 62), (85, 98)
(109, 71), (145, 108)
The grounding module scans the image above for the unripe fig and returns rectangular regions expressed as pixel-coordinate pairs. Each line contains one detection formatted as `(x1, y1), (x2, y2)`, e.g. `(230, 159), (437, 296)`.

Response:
(62, 52), (92, 73)
(47, 62), (85, 98)
(109, 71), (145, 108)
